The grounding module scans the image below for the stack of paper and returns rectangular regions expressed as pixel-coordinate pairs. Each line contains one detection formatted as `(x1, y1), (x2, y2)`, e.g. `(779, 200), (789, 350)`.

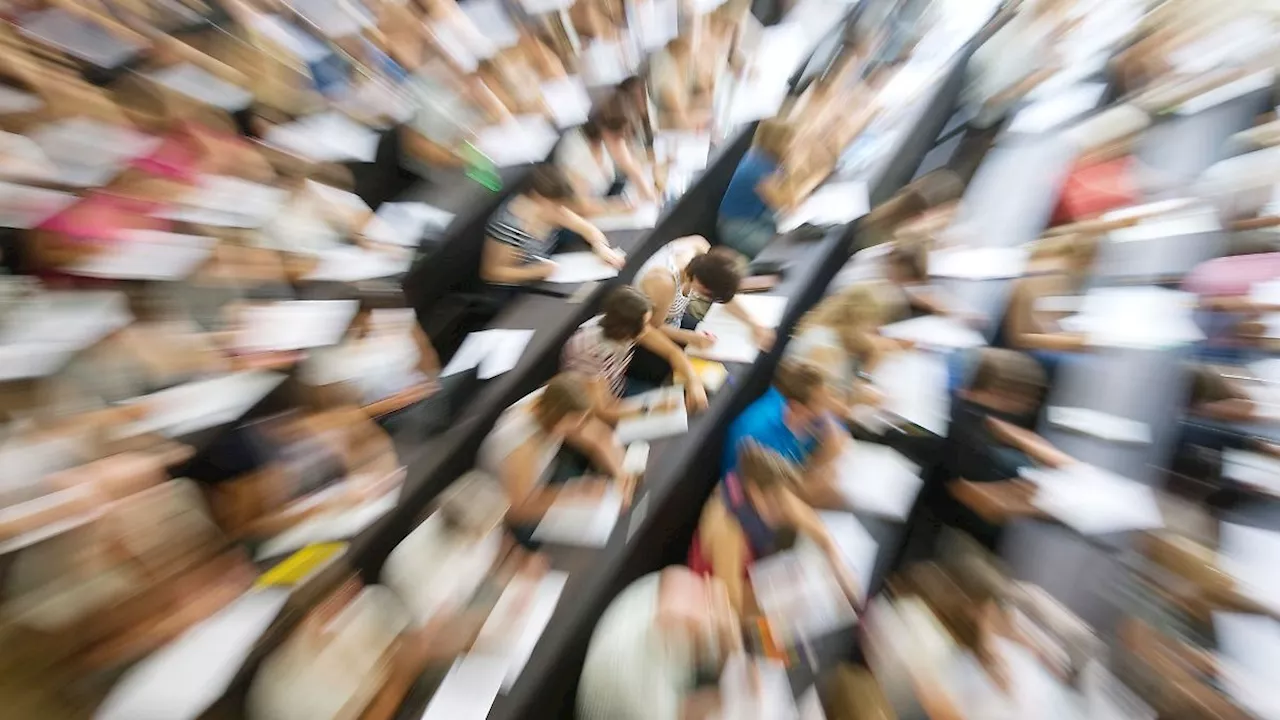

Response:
(1218, 522), (1280, 616)
(1022, 464), (1163, 536)
(1213, 612), (1280, 720)
(236, 299), (359, 353)
(1046, 407), (1152, 445)
(545, 251), (622, 284)
(264, 112), (381, 163)
(361, 202), (454, 247)
(540, 76), (592, 129)
(872, 351), (951, 436)
(615, 385), (688, 444)
(1008, 83), (1106, 135)
(472, 571), (568, 690)
(441, 329), (535, 380)
(475, 115), (559, 167)
(927, 246), (1028, 280)
(66, 230), (215, 281)
(148, 63), (254, 112)
(590, 204), (660, 232)
(532, 488), (623, 548)
(718, 654), (799, 720)
(1223, 450), (1280, 496)
(880, 315), (987, 350)
(1064, 287), (1204, 349)
(121, 371), (286, 438)
(689, 295), (788, 364)
(834, 443), (924, 521)
(778, 181), (870, 232)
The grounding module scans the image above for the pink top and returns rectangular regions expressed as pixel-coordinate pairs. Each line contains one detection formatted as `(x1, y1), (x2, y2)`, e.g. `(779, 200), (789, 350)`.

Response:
(132, 133), (200, 182)
(37, 193), (170, 246)
(1183, 253), (1280, 298)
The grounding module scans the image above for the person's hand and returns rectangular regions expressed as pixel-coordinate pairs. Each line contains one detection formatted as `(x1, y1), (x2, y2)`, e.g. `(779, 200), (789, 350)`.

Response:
(536, 258), (559, 279)
(689, 330), (716, 349)
(752, 326), (775, 351)
(685, 383), (709, 413)
(598, 245), (626, 269)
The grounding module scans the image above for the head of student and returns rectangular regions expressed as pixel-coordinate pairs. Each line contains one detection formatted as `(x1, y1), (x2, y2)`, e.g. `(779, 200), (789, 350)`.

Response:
(532, 373), (593, 437)
(885, 241), (928, 286)
(804, 280), (899, 356)
(600, 286), (654, 342)
(582, 105), (632, 145)
(527, 164), (575, 207)
(685, 247), (745, 304)
(665, 36), (693, 61)
(773, 359), (829, 431)
(752, 118), (794, 161)
(963, 348), (1047, 420)
(737, 440), (801, 513)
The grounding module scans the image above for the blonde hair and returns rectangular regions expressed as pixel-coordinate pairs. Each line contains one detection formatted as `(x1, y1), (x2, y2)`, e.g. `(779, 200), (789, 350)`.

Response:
(737, 441), (801, 492)
(799, 280), (899, 354)
(754, 118), (794, 158)
(532, 373), (591, 429)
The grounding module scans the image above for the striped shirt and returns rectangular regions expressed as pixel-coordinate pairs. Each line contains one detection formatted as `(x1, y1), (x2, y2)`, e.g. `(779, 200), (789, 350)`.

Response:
(562, 323), (635, 398)
(486, 200), (555, 281)
(634, 243), (691, 327)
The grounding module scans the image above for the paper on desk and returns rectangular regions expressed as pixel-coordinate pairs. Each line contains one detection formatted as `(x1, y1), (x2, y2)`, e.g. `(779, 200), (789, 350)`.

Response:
(718, 654), (798, 720)
(777, 181), (870, 232)
(460, 0), (520, 49)
(880, 315), (987, 350)
(0, 85), (42, 115)
(362, 201), (454, 247)
(630, 0), (680, 52)
(1177, 70), (1275, 116)
(1047, 407), (1152, 445)
(799, 686), (826, 720)
(927, 246), (1028, 280)
(94, 588), (289, 720)
(541, 76), (592, 129)
(1218, 523), (1280, 616)
(815, 510), (878, 600)
(872, 350), (951, 436)
(655, 131), (712, 173)
(546, 251), (621, 283)
(532, 487), (623, 548)
(162, 175), (287, 228)
(1024, 464), (1163, 536)
(689, 295), (788, 364)
(1008, 83), (1106, 135)
(250, 14), (333, 63)
(254, 484), (401, 561)
(750, 546), (857, 640)
(1108, 209), (1220, 242)
(1223, 450), (1280, 496)
(590, 203), (660, 231)
(0, 182), (77, 229)
(421, 655), (510, 720)
(236, 299), (359, 353)
(148, 63), (254, 111)
(30, 117), (161, 186)
(1067, 287), (1204, 349)
(441, 328), (534, 380)
(265, 112), (380, 163)
(66, 230), (215, 281)
(0, 290), (132, 351)
(475, 115), (560, 167)
(122, 371), (286, 438)
(581, 40), (631, 87)
(20, 8), (143, 68)
(473, 570), (568, 690)
(834, 443), (924, 521)
(305, 246), (412, 282)
(1213, 612), (1280, 720)
(615, 385), (688, 444)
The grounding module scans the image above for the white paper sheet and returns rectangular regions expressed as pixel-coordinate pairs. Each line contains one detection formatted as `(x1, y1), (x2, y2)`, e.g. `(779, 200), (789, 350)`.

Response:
(799, 686), (826, 720)
(30, 117), (162, 187)
(236, 299), (359, 353)
(292, 0), (375, 39)
(615, 385), (688, 444)
(148, 63), (254, 111)
(815, 510), (879, 600)
(1178, 70), (1275, 116)
(749, 547), (857, 640)
(532, 488), (623, 548)
(420, 655), (510, 720)
(363, 202), (454, 247)
(629, 0), (680, 52)
(1213, 612), (1280, 720)
(1046, 407), (1152, 445)
(834, 443), (924, 521)
(880, 315), (987, 350)
(655, 132), (712, 173)
(718, 654), (799, 720)
(66, 230), (215, 281)
(0, 85), (42, 115)
(582, 41), (631, 87)
(689, 295), (788, 363)
(255, 485), (400, 561)
(1108, 210), (1220, 242)
(472, 570), (569, 690)
(927, 246), (1028, 280)
(460, 0), (520, 49)
(305, 246), (412, 282)
(778, 181), (871, 232)
(162, 175), (288, 229)
(0, 182), (78, 229)
(1067, 287), (1204, 349)
(1219, 523), (1280, 616)
(250, 14), (333, 63)
(20, 8), (143, 67)
(1223, 450), (1280, 495)
(1023, 464), (1164, 536)
(590, 204), (661, 231)
(121, 371), (286, 438)
(94, 589), (289, 720)
(545, 251), (621, 283)
(871, 350), (951, 436)
(441, 328), (534, 380)
(1008, 83), (1106, 135)
(475, 115), (560, 167)
(265, 112), (380, 163)
(540, 76), (593, 129)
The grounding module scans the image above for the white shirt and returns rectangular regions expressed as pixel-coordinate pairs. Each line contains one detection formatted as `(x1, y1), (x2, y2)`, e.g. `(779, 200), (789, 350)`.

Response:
(555, 129), (617, 198)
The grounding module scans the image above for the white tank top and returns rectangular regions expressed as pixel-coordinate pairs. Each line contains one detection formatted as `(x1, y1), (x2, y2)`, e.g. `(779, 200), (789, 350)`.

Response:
(477, 394), (560, 487)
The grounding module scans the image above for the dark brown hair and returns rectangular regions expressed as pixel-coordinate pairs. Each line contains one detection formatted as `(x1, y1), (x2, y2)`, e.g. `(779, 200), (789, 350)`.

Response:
(582, 104), (631, 142)
(599, 286), (652, 341)
(529, 164), (574, 201)
(533, 373), (592, 429)
(686, 247), (745, 303)
(969, 349), (1047, 404)
(773, 359), (825, 405)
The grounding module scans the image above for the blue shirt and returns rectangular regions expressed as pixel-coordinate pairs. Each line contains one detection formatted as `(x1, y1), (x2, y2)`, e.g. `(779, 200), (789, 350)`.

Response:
(718, 150), (778, 223)
(722, 387), (817, 476)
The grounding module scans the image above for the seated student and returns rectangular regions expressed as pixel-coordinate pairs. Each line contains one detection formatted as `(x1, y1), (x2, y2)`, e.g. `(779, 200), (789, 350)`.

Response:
(996, 234), (1099, 374)
(480, 164), (625, 288)
(961, 0), (1070, 130)
(477, 54), (549, 117)
(563, 286), (709, 418)
(688, 441), (861, 615)
(634, 235), (773, 349)
(858, 170), (965, 250)
(784, 281), (905, 420)
(477, 373), (628, 543)
(883, 241), (955, 319)
(554, 106), (656, 216)
(717, 118), (793, 259)
(401, 52), (505, 171)
(578, 566), (740, 720)
(722, 360), (844, 503)
(945, 349), (1072, 547)
(649, 36), (708, 130)
(616, 75), (655, 152)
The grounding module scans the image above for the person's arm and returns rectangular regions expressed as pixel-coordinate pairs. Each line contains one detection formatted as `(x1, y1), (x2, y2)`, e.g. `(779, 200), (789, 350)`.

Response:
(797, 415), (846, 507)
(724, 297), (775, 349)
(582, 375), (640, 425)
(604, 135), (657, 202)
(1006, 279), (1089, 353)
(563, 417), (626, 480)
(782, 491), (862, 608)
(639, 270), (710, 347)
(637, 327), (708, 412)
(985, 416), (1074, 468)
(480, 238), (557, 284)
(549, 205), (625, 267)
(500, 442), (608, 524)
(704, 505), (750, 615)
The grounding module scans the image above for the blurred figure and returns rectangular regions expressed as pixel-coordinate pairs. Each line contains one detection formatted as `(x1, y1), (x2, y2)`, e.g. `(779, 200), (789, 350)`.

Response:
(717, 118), (793, 259)
(578, 566), (740, 720)
(687, 441), (861, 615)
(477, 373), (627, 545)
(997, 234), (1099, 376)
(649, 36), (708, 130)
(554, 107), (655, 216)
